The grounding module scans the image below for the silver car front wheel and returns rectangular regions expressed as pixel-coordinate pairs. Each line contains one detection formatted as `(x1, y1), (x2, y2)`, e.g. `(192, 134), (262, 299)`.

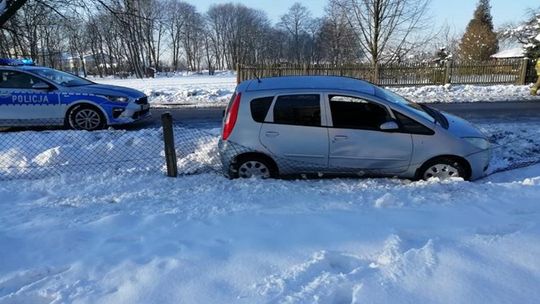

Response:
(423, 163), (460, 180)
(419, 157), (468, 181)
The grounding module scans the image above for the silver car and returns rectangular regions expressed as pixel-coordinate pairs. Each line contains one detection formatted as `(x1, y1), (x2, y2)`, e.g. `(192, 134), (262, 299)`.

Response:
(218, 76), (491, 180)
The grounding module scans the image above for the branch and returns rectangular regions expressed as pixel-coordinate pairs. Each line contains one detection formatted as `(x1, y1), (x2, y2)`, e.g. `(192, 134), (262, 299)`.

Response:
(0, 0), (28, 27)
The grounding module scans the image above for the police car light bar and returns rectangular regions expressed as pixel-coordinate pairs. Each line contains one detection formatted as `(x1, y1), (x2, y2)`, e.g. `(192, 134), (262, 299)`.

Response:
(0, 58), (35, 66)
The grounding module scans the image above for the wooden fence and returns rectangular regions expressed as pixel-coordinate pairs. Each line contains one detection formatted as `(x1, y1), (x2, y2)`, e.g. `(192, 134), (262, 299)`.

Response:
(236, 58), (533, 86)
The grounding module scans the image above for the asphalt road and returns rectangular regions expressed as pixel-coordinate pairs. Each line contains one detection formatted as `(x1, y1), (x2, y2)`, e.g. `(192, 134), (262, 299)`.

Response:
(130, 101), (540, 129)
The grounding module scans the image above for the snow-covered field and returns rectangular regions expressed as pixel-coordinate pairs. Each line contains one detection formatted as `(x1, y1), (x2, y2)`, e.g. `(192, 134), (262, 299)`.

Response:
(93, 73), (540, 106)
(93, 72), (237, 107)
(1, 121), (540, 303)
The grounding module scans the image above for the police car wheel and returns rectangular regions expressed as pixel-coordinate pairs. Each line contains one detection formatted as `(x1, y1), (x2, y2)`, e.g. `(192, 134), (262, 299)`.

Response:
(68, 105), (106, 131)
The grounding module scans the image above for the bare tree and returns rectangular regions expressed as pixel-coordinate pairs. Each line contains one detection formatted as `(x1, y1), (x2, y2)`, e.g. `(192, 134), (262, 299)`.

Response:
(317, 1), (359, 65)
(0, 0), (28, 27)
(206, 3), (271, 69)
(181, 8), (204, 71)
(163, 0), (191, 70)
(1, 0), (438, 77)
(278, 2), (313, 63)
(332, 0), (432, 67)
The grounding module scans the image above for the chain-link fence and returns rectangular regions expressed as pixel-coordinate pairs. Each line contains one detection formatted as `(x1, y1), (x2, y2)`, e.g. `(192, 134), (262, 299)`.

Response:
(0, 116), (225, 181)
(175, 121), (540, 180)
(1, 116), (539, 182)
(172, 123), (221, 175)
(0, 121), (164, 180)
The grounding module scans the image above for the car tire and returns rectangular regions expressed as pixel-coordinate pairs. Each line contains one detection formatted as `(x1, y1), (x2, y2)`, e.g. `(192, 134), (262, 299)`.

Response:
(418, 157), (468, 181)
(67, 105), (106, 131)
(233, 156), (277, 179)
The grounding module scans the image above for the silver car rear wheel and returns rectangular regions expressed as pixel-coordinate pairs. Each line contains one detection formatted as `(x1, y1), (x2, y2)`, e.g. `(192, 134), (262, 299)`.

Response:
(238, 160), (271, 179)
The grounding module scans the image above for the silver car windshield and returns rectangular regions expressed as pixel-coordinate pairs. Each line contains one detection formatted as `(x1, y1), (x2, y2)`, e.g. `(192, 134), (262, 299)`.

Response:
(376, 87), (435, 123)
(30, 68), (94, 87)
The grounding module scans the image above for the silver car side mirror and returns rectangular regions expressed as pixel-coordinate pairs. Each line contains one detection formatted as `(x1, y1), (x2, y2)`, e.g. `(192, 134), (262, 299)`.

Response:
(32, 82), (51, 90)
(380, 121), (399, 131)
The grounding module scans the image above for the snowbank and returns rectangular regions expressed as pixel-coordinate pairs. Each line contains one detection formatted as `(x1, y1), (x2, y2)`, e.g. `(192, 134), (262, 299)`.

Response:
(0, 164), (539, 303)
(93, 74), (237, 107)
(392, 84), (540, 103)
(92, 74), (540, 107)
(0, 126), (222, 180)
(1, 120), (540, 302)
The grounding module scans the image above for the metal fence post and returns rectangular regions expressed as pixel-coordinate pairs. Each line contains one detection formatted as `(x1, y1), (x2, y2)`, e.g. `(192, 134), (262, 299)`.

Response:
(236, 63), (241, 84)
(519, 58), (529, 85)
(161, 113), (178, 177)
(373, 63), (380, 84)
(444, 59), (452, 84)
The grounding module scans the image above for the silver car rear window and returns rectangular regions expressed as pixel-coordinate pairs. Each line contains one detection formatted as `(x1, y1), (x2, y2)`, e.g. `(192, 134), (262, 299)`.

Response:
(250, 97), (274, 123)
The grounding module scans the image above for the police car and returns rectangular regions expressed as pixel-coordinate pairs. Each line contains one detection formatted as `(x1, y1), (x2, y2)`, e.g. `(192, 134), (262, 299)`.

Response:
(0, 58), (150, 130)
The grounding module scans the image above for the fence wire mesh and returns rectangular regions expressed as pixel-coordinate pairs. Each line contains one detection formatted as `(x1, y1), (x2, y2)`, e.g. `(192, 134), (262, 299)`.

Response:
(172, 124), (222, 175)
(0, 118), (539, 182)
(0, 121), (165, 180)
(0, 120), (223, 181)
(174, 122), (540, 180)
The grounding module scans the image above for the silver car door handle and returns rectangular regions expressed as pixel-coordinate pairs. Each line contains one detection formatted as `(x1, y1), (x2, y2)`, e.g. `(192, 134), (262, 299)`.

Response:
(333, 135), (348, 142)
(0, 93), (9, 97)
(265, 131), (280, 138)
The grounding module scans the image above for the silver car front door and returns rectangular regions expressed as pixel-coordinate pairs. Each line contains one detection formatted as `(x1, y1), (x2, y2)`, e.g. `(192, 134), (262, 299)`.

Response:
(326, 94), (413, 175)
(259, 93), (329, 171)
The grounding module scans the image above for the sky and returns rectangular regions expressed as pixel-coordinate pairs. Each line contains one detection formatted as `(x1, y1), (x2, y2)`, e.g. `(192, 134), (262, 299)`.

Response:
(184, 0), (538, 32)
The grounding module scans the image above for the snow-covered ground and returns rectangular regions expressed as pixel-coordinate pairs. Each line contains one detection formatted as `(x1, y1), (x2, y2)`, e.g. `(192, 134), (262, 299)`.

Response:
(92, 73), (540, 107)
(1, 161), (540, 303)
(1, 120), (540, 303)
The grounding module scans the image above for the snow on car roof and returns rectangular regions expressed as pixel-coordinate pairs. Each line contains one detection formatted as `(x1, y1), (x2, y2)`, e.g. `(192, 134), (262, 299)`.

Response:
(244, 76), (376, 95)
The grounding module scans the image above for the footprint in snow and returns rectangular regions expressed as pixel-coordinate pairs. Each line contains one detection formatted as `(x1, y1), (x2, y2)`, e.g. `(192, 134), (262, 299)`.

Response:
(255, 235), (437, 304)
(0, 266), (70, 299)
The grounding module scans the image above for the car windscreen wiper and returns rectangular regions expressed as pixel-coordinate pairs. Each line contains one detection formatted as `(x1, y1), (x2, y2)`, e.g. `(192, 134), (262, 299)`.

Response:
(420, 104), (449, 129)
(420, 104), (438, 124)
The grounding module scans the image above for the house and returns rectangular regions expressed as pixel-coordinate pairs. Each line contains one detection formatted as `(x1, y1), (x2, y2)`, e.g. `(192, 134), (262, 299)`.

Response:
(61, 53), (118, 75)
(491, 48), (525, 59)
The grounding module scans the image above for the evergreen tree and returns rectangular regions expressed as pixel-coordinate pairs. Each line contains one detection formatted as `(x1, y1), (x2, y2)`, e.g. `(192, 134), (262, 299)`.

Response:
(458, 0), (499, 61)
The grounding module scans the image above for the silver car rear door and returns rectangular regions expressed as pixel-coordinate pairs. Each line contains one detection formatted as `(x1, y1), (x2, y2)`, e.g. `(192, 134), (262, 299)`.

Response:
(259, 92), (329, 171)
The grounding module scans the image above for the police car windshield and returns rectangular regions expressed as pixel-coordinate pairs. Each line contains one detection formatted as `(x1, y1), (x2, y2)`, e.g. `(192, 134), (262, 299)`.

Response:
(30, 68), (93, 87)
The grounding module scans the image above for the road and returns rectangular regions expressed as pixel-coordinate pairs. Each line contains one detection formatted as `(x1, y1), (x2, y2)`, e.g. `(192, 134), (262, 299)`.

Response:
(130, 101), (540, 129)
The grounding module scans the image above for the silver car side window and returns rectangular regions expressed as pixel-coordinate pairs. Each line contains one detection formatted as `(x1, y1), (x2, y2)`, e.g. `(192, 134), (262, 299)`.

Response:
(329, 95), (392, 130)
(250, 96), (274, 123)
(273, 94), (321, 127)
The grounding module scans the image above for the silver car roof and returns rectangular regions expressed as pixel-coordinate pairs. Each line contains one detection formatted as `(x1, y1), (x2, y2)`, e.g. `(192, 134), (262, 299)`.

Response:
(243, 76), (376, 95)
